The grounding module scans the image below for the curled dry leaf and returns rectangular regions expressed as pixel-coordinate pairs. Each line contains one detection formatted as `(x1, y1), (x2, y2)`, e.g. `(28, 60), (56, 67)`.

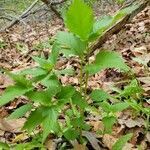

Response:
(118, 118), (145, 128)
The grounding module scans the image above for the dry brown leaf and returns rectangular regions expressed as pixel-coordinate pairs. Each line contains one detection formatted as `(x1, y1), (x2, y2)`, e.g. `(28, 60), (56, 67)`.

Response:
(0, 118), (26, 132)
(45, 139), (56, 150)
(138, 77), (150, 85)
(74, 143), (87, 150)
(90, 121), (104, 132)
(0, 74), (13, 88)
(118, 118), (145, 128)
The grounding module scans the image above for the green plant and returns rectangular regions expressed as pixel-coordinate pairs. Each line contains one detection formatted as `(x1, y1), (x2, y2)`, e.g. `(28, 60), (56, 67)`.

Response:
(0, 40), (7, 49)
(116, 79), (150, 130)
(112, 133), (133, 150)
(0, 133), (45, 150)
(0, 0), (138, 147)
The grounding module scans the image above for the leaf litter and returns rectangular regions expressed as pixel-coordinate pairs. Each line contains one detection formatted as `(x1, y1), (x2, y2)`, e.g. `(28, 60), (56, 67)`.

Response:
(0, 2), (150, 150)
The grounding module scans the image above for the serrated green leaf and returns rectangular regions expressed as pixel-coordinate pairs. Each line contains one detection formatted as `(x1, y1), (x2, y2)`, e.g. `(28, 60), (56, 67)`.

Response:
(8, 104), (32, 119)
(20, 67), (48, 77)
(72, 91), (88, 109)
(89, 15), (113, 40)
(55, 68), (74, 76)
(99, 101), (111, 113)
(120, 79), (143, 97)
(64, 128), (79, 140)
(65, 0), (94, 40)
(113, 4), (139, 22)
(112, 133), (133, 150)
(111, 102), (129, 113)
(71, 116), (84, 128)
(57, 85), (75, 99)
(48, 42), (60, 65)
(0, 85), (33, 107)
(42, 107), (59, 143)
(85, 50), (129, 75)
(41, 74), (61, 91)
(26, 89), (52, 106)
(32, 56), (53, 70)
(56, 31), (86, 57)
(7, 72), (32, 87)
(23, 107), (45, 132)
(93, 16), (113, 33)
(90, 89), (110, 102)
(127, 99), (142, 112)
(102, 116), (116, 134)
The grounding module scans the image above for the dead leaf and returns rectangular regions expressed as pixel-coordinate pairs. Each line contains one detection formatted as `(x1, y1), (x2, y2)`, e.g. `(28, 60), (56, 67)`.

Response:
(82, 131), (102, 150)
(0, 74), (13, 88)
(118, 118), (145, 128)
(45, 139), (56, 150)
(0, 118), (26, 132)
(74, 143), (87, 150)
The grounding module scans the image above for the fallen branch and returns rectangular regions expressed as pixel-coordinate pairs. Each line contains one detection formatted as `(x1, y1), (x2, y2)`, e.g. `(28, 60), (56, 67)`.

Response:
(0, 0), (39, 32)
(87, 0), (149, 58)
(41, 0), (67, 5)
(40, 0), (67, 19)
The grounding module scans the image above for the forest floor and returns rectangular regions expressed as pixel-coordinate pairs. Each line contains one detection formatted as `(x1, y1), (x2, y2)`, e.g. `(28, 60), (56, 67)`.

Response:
(0, 1), (150, 149)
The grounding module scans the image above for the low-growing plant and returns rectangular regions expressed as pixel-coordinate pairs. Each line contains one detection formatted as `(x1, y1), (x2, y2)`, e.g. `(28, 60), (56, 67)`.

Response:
(0, 0), (140, 148)
(116, 79), (150, 131)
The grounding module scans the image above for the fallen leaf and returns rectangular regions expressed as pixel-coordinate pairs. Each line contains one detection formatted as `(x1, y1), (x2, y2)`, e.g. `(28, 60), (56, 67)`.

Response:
(118, 118), (145, 128)
(0, 118), (26, 132)
(82, 131), (102, 150)
(45, 139), (56, 150)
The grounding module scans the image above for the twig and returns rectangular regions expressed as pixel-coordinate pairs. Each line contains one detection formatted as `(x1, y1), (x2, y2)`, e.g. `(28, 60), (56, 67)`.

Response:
(0, 0), (39, 32)
(40, 0), (68, 20)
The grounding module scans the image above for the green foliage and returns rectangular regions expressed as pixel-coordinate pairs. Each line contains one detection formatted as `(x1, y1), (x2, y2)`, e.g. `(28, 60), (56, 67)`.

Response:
(0, 40), (7, 49)
(120, 79), (143, 98)
(112, 133), (133, 150)
(85, 50), (129, 75)
(0, 142), (9, 150)
(56, 31), (87, 57)
(99, 101), (129, 133)
(90, 89), (110, 102)
(0, 0), (140, 147)
(65, 0), (94, 40)
(64, 128), (79, 140)
(0, 84), (33, 107)
(102, 116), (116, 133)
(8, 104), (32, 119)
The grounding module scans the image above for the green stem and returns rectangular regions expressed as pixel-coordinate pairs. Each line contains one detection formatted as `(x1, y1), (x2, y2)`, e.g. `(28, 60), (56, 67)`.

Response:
(84, 72), (89, 98)
(78, 58), (85, 142)
(79, 59), (83, 93)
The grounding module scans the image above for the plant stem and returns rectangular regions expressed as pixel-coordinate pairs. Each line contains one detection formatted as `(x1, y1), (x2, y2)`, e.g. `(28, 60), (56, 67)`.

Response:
(78, 58), (85, 142)
(79, 59), (83, 94)
(84, 72), (89, 97)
